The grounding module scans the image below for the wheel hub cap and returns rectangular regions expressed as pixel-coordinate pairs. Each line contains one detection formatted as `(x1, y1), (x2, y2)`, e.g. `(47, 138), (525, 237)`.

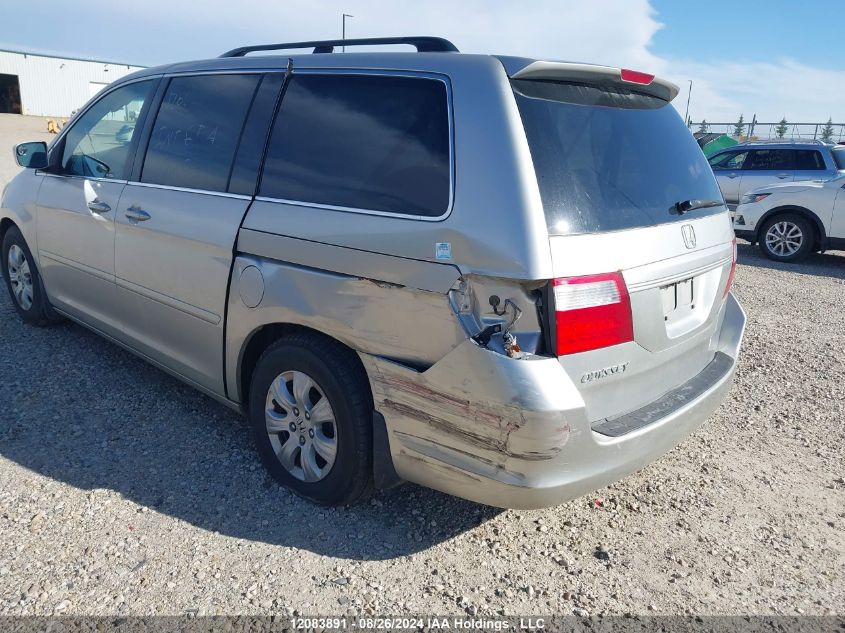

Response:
(265, 370), (337, 482)
(765, 221), (803, 257)
(7, 245), (33, 310)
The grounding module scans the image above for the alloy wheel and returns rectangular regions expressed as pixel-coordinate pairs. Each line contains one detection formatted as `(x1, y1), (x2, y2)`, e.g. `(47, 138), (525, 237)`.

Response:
(264, 370), (337, 482)
(7, 244), (33, 310)
(765, 221), (803, 257)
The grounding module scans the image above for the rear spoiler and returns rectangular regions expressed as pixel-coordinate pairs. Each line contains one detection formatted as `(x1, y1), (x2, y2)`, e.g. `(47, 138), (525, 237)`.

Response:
(509, 61), (679, 102)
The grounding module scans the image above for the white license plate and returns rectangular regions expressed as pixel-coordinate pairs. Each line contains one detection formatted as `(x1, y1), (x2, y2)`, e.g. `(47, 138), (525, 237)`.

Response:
(661, 278), (694, 318)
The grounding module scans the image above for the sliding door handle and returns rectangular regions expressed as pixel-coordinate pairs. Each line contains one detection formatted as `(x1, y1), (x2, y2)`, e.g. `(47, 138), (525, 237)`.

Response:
(125, 206), (151, 223)
(87, 200), (111, 214)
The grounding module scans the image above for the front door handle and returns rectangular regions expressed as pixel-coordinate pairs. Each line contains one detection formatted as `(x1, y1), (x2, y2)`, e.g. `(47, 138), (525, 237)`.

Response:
(125, 206), (151, 223)
(727, 173), (739, 179)
(87, 200), (111, 214)
(776, 173), (791, 179)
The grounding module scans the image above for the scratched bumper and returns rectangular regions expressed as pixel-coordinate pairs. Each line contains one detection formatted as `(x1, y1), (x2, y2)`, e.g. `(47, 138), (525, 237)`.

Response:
(360, 293), (746, 509)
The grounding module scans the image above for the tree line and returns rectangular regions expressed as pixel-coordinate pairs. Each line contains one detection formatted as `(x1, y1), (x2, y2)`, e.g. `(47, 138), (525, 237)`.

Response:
(693, 116), (838, 141)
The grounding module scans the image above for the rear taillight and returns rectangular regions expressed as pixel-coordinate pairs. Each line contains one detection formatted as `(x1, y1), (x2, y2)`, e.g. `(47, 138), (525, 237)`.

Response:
(553, 272), (634, 356)
(724, 237), (737, 297)
(620, 68), (655, 85)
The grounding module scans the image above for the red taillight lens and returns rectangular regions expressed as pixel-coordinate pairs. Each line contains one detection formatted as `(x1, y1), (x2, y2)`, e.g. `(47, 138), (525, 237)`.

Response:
(553, 272), (634, 356)
(620, 68), (655, 85)
(724, 237), (737, 297)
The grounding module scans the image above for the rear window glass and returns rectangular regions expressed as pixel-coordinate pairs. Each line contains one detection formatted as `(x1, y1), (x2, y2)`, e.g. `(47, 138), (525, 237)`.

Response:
(513, 80), (725, 235)
(744, 149), (793, 171)
(260, 73), (451, 217)
(142, 74), (261, 192)
(831, 147), (845, 170)
(795, 150), (825, 170)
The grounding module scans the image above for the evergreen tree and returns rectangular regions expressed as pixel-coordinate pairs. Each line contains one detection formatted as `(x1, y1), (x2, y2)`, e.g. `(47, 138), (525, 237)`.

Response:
(733, 114), (745, 138)
(820, 118), (834, 142)
(775, 118), (788, 139)
(698, 120), (708, 134)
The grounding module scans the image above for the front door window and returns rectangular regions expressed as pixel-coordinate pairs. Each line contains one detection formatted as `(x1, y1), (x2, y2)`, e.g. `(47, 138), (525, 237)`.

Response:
(60, 80), (154, 180)
(709, 151), (747, 171)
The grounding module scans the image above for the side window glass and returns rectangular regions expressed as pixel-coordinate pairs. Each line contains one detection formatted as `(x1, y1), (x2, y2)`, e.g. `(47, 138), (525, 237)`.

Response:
(710, 151), (747, 170)
(745, 149), (793, 170)
(141, 74), (261, 192)
(260, 73), (451, 217)
(61, 80), (154, 180)
(795, 150), (824, 170)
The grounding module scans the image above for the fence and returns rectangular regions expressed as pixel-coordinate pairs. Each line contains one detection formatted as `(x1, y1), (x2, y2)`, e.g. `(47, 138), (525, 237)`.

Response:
(688, 120), (845, 142)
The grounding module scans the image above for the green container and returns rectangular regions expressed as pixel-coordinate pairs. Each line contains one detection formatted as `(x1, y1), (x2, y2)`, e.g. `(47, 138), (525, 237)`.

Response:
(693, 132), (738, 157)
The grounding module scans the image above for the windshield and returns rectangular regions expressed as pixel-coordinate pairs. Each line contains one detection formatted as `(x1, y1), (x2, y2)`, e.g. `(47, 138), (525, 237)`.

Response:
(513, 80), (725, 235)
(831, 147), (845, 170)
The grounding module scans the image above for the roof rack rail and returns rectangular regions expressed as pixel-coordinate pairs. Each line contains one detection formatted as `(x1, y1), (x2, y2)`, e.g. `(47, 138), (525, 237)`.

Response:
(738, 138), (827, 146)
(220, 36), (459, 58)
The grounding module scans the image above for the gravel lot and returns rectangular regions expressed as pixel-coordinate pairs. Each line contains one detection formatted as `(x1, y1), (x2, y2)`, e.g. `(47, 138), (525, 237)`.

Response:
(0, 114), (843, 618)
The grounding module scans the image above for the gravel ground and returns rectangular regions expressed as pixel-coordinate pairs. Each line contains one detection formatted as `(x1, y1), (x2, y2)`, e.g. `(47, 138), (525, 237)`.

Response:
(1, 247), (842, 618)
(1, 115), (844, 617)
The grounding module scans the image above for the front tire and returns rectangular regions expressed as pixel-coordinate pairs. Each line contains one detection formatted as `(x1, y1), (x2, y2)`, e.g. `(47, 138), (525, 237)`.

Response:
(759, 213), (814, 262)
(248, 332), (373, 506)
(1, 226), (59, 325)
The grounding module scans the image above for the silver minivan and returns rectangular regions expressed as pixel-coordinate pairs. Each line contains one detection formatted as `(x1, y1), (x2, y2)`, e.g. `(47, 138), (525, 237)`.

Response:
(1, 37), (746, 508)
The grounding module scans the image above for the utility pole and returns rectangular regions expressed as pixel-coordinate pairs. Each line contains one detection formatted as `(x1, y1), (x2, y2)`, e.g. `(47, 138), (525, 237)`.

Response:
(683, 80), (693, 127)
(342, 13), (353, 51)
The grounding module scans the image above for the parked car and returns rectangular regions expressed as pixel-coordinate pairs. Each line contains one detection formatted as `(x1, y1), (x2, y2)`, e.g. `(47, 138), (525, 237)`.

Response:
(832, 144), (845, 169)
(733, 175), (845, 261)
(1, 37), (746, 508)
(709, 140), (845, 210)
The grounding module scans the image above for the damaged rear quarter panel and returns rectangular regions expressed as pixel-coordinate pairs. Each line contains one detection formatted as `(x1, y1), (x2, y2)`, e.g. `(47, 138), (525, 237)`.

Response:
(225, 252), (468, 402)
(227, 231), (581, 487)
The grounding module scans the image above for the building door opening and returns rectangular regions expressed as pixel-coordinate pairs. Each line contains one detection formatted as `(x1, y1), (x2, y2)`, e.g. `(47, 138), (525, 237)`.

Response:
(0, 74), (22, 114)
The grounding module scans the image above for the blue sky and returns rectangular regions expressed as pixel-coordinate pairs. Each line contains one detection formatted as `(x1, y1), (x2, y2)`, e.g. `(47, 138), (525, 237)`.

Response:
(1, 0), (842, 122)
(650, 0), (845, 71)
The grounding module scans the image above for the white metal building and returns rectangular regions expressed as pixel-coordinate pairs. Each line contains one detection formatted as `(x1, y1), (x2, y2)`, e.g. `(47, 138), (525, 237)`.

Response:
(0, 48), (145, 117)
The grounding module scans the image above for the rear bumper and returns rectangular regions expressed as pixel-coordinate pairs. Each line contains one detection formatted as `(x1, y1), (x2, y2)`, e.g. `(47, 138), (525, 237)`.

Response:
(361, 293), (746, 509)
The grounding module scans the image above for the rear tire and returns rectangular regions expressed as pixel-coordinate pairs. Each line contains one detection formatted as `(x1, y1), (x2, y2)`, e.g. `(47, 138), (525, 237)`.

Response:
(248, 332), (373, 506)
(1, 226), (60, 326)
(758, 213), (814, 262)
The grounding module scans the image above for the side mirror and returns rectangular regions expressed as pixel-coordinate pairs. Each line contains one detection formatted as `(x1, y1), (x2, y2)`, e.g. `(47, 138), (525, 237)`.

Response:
(14, 142), (48, 169)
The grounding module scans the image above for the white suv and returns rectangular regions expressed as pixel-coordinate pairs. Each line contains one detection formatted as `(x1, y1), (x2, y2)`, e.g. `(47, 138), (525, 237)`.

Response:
(733, 174), (845, 261)
(709, 140), (845, 210)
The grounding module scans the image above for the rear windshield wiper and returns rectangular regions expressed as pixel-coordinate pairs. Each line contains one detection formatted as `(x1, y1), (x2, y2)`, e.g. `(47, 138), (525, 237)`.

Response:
(671, 199), (724, 215)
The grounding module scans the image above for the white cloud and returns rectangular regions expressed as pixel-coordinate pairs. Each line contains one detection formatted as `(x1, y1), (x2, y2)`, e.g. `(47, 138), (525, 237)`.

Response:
(117, 0), (664, 69)
(5, 0), (840, 126)
(664, 57), (845, 126)
(203, 0), (843, 125)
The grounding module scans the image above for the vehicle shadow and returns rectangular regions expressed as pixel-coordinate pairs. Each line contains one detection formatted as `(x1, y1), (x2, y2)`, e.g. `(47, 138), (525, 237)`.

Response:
(737, 242), (845, 280)
(0, 296), (501, 561)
